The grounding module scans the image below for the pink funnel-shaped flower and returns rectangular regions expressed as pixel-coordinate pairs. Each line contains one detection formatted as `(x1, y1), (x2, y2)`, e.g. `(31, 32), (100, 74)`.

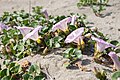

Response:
(0, 23), (9, 32)
(65, 27), (84, 45)
(52, 17), (72, 32)
(108, 52), (120, 70)
(91, 36), (116, 52)
(23, 26), (42, 41)
(16, 26), (34, 37)
(42, 9), (49, 20)
(70, 15), (77, 25)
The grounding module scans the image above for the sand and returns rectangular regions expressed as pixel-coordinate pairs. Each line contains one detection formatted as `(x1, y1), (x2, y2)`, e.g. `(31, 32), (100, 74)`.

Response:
(0, 0), (120, 80)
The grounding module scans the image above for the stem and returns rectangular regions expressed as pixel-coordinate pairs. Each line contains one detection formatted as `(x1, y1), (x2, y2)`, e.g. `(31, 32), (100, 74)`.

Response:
(77, 45), (81, 50)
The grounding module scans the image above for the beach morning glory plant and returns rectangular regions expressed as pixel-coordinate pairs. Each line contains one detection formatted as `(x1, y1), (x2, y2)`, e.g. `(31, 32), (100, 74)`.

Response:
(65, 27), (85, 49)
(91, 36), (116, 58)
(108, 52), (120, 71)
(52, 17), (72, 33)
(22, 26), (42, 43)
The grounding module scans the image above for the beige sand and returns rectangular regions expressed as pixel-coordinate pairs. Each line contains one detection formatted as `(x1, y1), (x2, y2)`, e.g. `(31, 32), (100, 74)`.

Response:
(0, 0), (120, 80)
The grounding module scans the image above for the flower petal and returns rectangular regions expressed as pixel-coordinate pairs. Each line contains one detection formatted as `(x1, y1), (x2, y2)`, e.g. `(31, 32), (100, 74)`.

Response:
(16, 26), (34, 37)
(96, 42), (107, 52)
(42, 9), (49, 19)
(108, 52), (120, 70)
(70, 15), (77, 25)
(23, 26), (42, 41)
(65, 27), (84, 43)
(52, 17), (72, 32)
(91, 36), (116, 52)
(73, 36), (84, 44)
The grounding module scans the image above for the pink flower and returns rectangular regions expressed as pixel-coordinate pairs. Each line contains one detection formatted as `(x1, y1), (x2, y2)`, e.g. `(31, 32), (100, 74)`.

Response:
(108, 52), (120, 70)
(70, 15), (77, 25)
(65, 27), (84, 45)
(23, 26), (42, 41)
(16, 26), (34, 37)
(42, 9), (49, 20)
(91, 36), (116, 52)
(52, 17), (72, 32)
(0, 23), (9, 32)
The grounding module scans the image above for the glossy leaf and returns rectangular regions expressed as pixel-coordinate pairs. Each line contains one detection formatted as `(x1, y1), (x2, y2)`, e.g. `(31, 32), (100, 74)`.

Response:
(10, 65), (22, 74)
(0, 69), (9, 77)
(34, 76), (45, 80)
(29, 65), (35, 74)
(112, 71), (120, 80)
(1, 76), (11, 80)
(22, 73), (33, 80)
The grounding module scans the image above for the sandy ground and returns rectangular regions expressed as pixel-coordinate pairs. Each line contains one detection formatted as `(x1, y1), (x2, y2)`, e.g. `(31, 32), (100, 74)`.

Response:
(0, 0), (120, 80)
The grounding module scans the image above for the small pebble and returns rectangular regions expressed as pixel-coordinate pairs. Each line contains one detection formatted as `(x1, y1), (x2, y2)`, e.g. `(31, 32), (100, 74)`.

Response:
(118, 29), (120, 31)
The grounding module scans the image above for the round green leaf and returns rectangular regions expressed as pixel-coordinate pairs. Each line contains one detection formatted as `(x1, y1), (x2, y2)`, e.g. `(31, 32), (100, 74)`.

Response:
(34, 76), (45, 80)
(1, 76), (11, 80)
(112, 71), (120, 80)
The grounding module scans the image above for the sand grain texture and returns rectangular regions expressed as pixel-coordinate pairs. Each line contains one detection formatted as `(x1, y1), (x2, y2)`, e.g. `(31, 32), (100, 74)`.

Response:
(0, 0), (120, 80)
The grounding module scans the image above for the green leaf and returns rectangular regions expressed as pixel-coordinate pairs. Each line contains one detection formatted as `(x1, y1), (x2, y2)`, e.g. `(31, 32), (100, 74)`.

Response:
(22, 73), (33, 80)
(115, 49), (120, 53)
(1, 76), (11, 80)
(29, 65), (35, 74)
(64, 54), (69, 58)
(34, 76), (45, 80)
(112, 71), (120, 80)
(69, 25), (76, 31)
(63, 48), (74, 54)
(34, 64), (41, 74)
(8, 62), (16, 68)
(42, 26), (49, 33)
(31, 21), (38, 27)
(10, 65), (22, 74)
(110, 40), (119, 46)
(22, 19), (29, 26)
(54, 36), (63, 42)
(0, 69), (9, 77)
(3, 60), (11, 65)
(18, 43), (24, 52)
(75, 49), (82, 59)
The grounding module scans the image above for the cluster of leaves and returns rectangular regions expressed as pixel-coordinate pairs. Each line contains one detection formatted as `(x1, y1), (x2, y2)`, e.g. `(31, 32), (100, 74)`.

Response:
(0, 61), (45, 80)
(0, 27), (38, 60)
(63, 48), (82, 66)
(77, 0), (109, 16)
